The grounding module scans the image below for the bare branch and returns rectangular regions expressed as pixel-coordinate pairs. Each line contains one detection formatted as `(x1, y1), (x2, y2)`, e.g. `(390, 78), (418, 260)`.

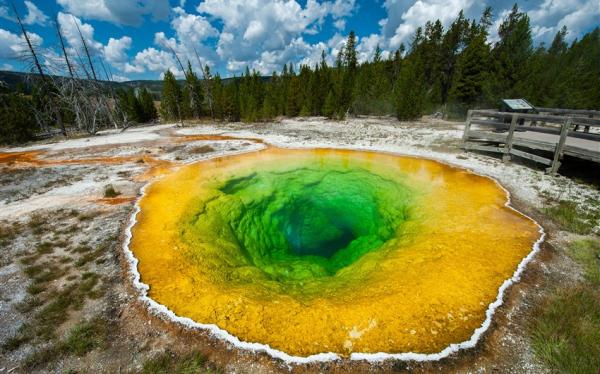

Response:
(55, 15), (74, 79)
(73, 15), (97, 81)
(10, 0), (46, 81)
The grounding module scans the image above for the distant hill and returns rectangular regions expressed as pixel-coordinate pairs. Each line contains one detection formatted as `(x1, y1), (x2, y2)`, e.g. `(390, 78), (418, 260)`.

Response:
(0, 70), (167, 96)
(0, 70), (269, 97)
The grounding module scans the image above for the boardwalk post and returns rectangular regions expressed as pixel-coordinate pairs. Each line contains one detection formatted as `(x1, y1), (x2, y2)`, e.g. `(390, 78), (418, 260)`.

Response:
(462, 110), (473, 147)
(547, 117), (572, 175)
(463, 108), (599, 174)
(503, 114), (519, 163)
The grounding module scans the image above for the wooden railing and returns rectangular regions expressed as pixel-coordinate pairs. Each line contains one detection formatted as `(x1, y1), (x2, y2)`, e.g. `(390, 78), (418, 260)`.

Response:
(462, 109), (600, 175)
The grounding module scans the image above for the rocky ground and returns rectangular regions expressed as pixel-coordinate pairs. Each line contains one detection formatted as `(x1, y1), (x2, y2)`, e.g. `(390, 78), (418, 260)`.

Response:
(0, 116), (598, 373)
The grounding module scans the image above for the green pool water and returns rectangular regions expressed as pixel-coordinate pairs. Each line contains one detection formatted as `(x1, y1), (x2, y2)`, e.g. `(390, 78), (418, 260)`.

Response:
(180, 166), (416, 284)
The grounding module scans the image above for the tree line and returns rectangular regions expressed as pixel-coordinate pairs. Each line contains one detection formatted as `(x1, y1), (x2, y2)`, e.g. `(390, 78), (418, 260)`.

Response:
(159, 4), (600, 123)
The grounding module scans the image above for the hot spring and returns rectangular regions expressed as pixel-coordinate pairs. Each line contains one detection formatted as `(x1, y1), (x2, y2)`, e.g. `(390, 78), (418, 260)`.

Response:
(127, 148), (542, 359)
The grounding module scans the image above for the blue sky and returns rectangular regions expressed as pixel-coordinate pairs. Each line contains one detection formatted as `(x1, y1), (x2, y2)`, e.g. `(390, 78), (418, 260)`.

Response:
(0, 0), (598, 81)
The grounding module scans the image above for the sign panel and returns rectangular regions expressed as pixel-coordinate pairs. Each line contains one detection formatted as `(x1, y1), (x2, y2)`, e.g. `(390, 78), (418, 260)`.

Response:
(502, 99), (534, 111)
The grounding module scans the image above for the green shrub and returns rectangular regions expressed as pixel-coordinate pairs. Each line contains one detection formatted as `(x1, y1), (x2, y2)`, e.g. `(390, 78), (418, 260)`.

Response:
(0, 92), (36, 145)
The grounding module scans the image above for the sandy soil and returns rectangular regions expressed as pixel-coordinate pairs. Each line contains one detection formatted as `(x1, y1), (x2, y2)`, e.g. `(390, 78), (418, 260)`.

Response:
(0, 116), (598, 373)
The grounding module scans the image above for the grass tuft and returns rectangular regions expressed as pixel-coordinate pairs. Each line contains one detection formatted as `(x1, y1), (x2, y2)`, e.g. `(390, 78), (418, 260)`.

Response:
(28, 213), (46, 235)
(531, 239), (600, 373)
(141, 351), (209, 374)
(15, 296), (43, 313)
(103, 184), (121, 198)
(23, 343), (63, 370)
(190, 145), (215, 154)
(0, 221), (21, 246)
(568, 240), (600, 284)
(63, 317), (110, 356)
(77, 211), (96, 221)
(36, 242), (54, 254)
(544, 200), (598, 234)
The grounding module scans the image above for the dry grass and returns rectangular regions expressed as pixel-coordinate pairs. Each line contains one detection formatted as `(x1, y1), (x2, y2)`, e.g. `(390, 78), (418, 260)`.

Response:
(190, 145), (215, 154)
(0, 220), (21, 247)
(103, 184), (121, 198)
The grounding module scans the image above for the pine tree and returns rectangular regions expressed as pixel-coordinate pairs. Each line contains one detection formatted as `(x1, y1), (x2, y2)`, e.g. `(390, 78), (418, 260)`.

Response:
(285, 75), (300, 117)
(261, 79), (277, 120)
(315, 50), (331, 115)
(373, 44), (382, 63)
(395, 58), (426, 120)
(339, 31), (358, 116)
(224, 78), (240, 121)
(117, 88), (143, 122)
(492, 4), (533, 99)
(139, 88), (157, 122)
(160, 69), (182, 122)
(0, 89), (36, 144)
(439, 11), (470, 104)
(212, 74), (224, 120)
(181, 85), (193, 119)
(421, 20), (444, 105)
(128, 89), (143, 122)
(322, 90), (336, 118)
(449, 31), (490, 108)
(561, 27), (600, 109)
(184, 61), (203, 118)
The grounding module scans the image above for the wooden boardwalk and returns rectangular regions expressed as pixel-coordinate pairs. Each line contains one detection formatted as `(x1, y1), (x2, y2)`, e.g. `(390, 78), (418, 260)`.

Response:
(462, 108), (600, 175)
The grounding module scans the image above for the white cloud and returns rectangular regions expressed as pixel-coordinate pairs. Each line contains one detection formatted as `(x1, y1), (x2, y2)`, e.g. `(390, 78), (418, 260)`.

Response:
(104, 36), (132, 66)
(56, 13), (142, 77)
(171, 6), (218, 44)
(528, 0), (578, 26)
(485, 1), (600, 45)
(249, 37), (328, 74)
(527, 0), (600, 42)
(124, 47), (183, 77)
(57, 0), (114, 24)
(138, 6), (219, 76)
(0, 5), (10, 22)
(197, 0), (357, 73)
(0, 27), (43, 59)
(356, 33), (386, 63)
(57, 0), (169, 26)
(0, 1), (49, 25)
(111, 73), (129, 82)
(330, 0), (355, 19)
(23, 1), (49, 25)
(532, 25), (554, 40)
(333, 18), (346, 30)
(57, 12), (103, 55)
(1, 63), (13, 70)
(244, 20), (266, 41)
(327, 32), (347, 60)
(385, 0), (474, 49)
(487, 8), (511, 44)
